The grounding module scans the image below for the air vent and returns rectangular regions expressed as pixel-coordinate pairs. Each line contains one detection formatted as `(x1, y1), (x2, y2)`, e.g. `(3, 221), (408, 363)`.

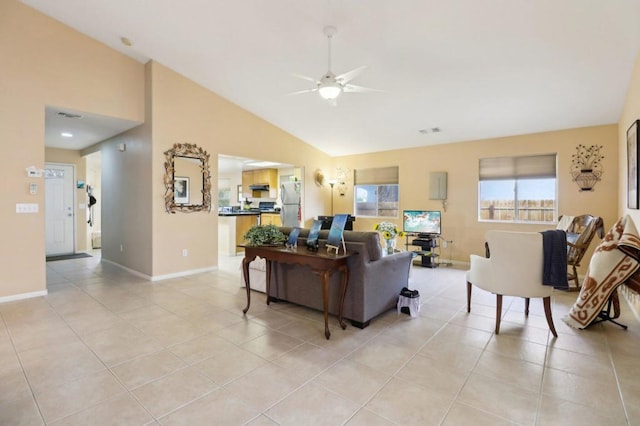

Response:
(419, 127), (442, 134)
(57, 112), (83, 119)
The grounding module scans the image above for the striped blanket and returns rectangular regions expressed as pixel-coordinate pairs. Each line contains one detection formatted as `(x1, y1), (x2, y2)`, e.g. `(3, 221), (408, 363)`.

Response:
(563, 215), (640, 329)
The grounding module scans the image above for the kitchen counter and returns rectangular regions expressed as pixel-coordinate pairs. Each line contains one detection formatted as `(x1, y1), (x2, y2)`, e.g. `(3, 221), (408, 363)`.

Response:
(218, 211), (260, 216)
(218, 209), (280, 216)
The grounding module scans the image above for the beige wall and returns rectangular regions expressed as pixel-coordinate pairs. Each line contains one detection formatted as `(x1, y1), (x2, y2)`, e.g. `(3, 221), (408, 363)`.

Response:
(44, 148), (88, 252)
(149, 62), (332, 277)
(619, 54), (640, 224)
(334, 124), (619, 272)
(0, 0), (144, 299)
(100, 122), (153, 275)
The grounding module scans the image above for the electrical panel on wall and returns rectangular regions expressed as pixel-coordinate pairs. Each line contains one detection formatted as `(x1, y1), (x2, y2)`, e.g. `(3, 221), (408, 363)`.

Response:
(429, 172), (447, 200)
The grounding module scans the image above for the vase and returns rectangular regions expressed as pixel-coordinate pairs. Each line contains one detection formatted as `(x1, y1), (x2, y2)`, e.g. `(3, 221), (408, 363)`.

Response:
(385, 238), (396, 255)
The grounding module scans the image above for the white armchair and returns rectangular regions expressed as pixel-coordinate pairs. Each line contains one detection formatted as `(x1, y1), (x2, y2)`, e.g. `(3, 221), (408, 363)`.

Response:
(466, 230), (558, 337)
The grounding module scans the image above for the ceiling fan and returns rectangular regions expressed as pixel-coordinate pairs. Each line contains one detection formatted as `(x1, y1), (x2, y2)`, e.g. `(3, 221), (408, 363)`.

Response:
(289, 26), (379, 105)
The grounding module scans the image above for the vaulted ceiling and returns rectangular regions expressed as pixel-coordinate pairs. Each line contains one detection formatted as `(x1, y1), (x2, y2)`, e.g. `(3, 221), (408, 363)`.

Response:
(25, 0), (640, 156)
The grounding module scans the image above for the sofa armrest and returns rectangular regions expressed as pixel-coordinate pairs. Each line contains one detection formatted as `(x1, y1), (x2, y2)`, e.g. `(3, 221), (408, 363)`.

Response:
(366, 250), (413, 279)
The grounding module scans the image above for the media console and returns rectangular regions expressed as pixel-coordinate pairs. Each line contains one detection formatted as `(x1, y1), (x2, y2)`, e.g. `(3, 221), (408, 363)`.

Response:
(405, 233), (439, 268)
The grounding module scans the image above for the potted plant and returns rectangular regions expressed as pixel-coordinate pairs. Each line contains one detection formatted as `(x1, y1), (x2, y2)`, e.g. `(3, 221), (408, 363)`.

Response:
(243, 224), (287, 246)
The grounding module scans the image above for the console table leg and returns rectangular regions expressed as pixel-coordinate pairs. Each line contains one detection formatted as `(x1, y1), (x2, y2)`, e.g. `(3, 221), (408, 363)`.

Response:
(320, 270), (331, 339)
(265, 260), (272, 305)
(337, 265), (349, 330)
(241, 256), (252, 314)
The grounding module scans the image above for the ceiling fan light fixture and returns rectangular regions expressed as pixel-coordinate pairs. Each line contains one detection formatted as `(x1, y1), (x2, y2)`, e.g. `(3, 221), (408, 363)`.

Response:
(318, 83), (342, 100)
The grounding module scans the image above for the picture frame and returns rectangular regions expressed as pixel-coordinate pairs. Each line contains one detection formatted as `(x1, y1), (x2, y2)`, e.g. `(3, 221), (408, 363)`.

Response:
(326, 214), (348, 254)
(174, 176), (189, 204)
(627, 120), (639, 209)
(306, 219), (322, 251)
(286, 227), (301, 249)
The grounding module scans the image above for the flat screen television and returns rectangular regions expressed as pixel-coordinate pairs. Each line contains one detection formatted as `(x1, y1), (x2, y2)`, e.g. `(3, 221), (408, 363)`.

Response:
(402, 210), (441, 235)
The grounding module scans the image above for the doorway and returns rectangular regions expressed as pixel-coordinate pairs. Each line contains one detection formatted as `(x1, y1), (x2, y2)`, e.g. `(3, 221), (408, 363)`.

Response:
(45, 163), (75, 256)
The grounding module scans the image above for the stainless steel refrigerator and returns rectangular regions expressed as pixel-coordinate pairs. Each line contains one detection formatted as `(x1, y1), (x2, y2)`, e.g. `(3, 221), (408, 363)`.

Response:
(280, 181), (301, 227)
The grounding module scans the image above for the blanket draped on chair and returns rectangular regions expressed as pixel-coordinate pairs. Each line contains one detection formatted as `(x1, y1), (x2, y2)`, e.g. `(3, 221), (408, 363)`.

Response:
(563, 215), (640, 329)
(541, 229), (568, 289)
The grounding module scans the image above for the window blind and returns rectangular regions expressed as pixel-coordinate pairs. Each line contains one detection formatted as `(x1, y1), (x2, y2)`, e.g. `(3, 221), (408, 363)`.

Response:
(479, 154), (556, 180)
(354, 166), (399, 185)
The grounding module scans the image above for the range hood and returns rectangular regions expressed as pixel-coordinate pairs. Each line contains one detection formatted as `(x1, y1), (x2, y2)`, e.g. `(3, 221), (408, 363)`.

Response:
(248, 184), (270, 191)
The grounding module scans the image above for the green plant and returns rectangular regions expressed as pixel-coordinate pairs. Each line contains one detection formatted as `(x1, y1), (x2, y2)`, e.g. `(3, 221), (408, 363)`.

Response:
(242, 224), (287, 246)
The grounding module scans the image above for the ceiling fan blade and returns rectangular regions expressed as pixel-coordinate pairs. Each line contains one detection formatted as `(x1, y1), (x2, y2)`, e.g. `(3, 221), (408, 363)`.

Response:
(286, 88), (318, 96)
(335, 66), (367, 84)
(343, 83), (382, 93)
(292, 73), (321, 84)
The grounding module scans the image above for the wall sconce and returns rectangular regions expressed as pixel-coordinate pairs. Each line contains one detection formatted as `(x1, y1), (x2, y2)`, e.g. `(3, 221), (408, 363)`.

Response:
(570, 144), (604, 191)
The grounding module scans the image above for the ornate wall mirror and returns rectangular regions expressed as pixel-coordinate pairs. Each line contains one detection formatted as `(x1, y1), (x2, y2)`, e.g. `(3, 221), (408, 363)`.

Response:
(164, 143), (212, 213)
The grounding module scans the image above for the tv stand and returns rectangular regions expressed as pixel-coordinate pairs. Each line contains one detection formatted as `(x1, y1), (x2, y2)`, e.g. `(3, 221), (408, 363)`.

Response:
(405, 233), (439, 268)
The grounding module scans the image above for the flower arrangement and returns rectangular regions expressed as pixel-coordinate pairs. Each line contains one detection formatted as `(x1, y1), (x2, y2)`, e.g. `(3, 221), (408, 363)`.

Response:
(374, 222), (405, 254)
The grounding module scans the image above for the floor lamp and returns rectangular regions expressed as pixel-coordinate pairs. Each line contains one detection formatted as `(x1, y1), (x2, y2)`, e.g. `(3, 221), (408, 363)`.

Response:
(328, 180), (337, 215)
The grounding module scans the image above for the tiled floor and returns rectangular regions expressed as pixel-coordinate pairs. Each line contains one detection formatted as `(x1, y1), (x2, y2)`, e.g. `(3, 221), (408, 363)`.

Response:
(2, 253), (640, 425)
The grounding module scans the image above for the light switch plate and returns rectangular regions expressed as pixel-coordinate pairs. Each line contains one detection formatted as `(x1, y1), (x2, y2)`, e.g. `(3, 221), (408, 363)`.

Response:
(16, 203), (39, 213)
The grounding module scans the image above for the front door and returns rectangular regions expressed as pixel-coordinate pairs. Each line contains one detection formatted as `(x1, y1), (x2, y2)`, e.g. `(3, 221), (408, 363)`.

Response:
(45, 163), (75, 255)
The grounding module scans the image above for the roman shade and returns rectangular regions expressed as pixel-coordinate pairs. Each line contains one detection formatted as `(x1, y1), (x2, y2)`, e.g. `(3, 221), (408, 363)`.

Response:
(354, 166), (399, 185)
(479, 154), (557, 181)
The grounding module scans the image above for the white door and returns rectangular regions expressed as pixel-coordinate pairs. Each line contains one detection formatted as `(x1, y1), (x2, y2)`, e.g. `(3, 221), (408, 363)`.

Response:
(45, 163), (75, 255)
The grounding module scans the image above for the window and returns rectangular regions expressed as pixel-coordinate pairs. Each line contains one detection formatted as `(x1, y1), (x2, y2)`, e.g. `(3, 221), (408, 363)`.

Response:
(218, 178), (231, 207)
(478, 154), (557, 223)
(354, 166), (399, 218)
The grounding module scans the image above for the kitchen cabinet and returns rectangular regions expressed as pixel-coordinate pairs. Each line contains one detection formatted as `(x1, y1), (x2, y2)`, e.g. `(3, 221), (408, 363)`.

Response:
(242, 168), (278, 198)
(261, 213), (282, 227)
(218, 213), (259, 255)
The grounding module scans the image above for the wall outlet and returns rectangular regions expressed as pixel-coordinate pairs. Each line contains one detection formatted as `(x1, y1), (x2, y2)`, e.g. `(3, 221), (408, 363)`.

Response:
(120, 244), (124, 252)
(182, 249), (188, 257)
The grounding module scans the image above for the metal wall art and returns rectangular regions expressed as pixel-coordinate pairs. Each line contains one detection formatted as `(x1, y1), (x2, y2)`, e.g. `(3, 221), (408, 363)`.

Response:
(570, 144), (604, 191)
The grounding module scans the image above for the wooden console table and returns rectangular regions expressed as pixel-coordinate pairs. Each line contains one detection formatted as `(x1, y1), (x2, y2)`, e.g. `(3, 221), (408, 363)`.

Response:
(239, 245), (354, 339)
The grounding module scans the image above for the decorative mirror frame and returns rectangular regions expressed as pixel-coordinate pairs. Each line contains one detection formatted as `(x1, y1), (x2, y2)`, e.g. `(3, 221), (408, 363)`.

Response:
(164, 143), (212, 213)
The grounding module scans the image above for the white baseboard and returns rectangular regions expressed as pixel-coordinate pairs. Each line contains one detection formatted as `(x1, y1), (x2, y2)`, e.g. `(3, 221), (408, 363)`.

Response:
(101, 259), (218, 281)
(0, 290), (48, 304)
(151, 266), (218, 281)
(101, 259), (152, 280)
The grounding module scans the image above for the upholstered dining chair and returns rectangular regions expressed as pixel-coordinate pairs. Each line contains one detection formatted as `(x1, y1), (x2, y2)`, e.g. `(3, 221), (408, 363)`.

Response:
(466, 230), (558, 337)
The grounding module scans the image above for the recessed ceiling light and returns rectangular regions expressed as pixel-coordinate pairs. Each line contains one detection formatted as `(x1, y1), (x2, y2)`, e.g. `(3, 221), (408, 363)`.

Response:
(61, 132), (73, 137)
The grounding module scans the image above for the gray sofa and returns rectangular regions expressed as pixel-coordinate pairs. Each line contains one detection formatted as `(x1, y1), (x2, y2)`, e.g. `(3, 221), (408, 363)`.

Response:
(272, 227), (414, 328)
